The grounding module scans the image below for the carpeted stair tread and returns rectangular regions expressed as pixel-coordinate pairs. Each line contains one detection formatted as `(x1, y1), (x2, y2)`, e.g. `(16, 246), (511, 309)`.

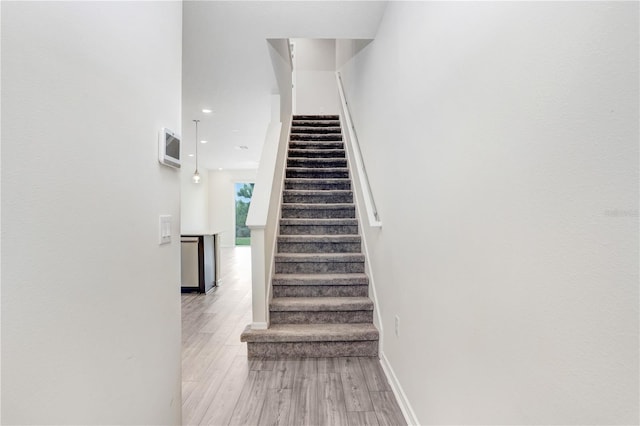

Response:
(280, 202), (355, 209)
(288, 148), (345, 158)
(281, 202), (354, 209)
(271, 297), (373, 312)
(280, 218), (358, 226)
(283, 191), (353, 204)
(287, 158), (348, 168)
(280, 204), (355, 220)
(240, 323), (378, 343)
(290, 134), (343, 141)
(291, 126), (342, 134)
(275, 253), (365, 263)
(284, 189), (352, 194)
(285, 167), (350, 179)
(277, 234), (361, 243)
(273, 273), (369, 286)
(291, 120), (341, 127)
(285, 178), (350, 184)
(289, 141), (345, 150)
(284, 179), (351, 190)
(293, 114), (339, 120)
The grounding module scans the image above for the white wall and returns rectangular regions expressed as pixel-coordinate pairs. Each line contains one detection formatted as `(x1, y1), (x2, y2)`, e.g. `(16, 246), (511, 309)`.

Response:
(338, 2), (639, 425)
(293, 38), (338, 114)
(208, 169), (258, 247)
(180, 166), (210, 234)
(1, 2), (182, 424)
(267, 39), (292, 122)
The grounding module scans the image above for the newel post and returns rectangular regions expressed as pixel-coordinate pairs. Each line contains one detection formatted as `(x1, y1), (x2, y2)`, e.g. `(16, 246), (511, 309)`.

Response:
(249, 226), (268, 329)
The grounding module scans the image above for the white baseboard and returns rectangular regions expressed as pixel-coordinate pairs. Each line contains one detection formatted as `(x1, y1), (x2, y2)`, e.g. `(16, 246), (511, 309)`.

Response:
(380, 352), (420, 426)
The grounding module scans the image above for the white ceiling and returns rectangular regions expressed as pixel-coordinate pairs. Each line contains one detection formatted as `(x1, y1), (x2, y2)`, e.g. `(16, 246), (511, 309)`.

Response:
(181, 1), (387, 170)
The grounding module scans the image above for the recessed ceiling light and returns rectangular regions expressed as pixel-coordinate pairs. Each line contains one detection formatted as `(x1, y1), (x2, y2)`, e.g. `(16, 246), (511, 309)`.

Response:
(202, 109), (212, 114)
(235, 145), (249, 150)
(200, 140), (208, 144)
(218, 168), (223, 171)
(232, 129), (240, 133)
(188, 154), (194, 157)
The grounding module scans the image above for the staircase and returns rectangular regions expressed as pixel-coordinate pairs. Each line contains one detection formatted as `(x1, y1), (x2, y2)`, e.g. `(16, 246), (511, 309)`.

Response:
(241, 115), (379, 358)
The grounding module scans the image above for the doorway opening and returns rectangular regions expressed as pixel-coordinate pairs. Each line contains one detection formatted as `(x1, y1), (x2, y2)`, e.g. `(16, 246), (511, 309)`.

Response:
(235, 182), (254, 246)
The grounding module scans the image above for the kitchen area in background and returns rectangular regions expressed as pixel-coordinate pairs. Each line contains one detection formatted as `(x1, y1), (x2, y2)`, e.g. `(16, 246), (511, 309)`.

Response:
(180, 166), (258, 293)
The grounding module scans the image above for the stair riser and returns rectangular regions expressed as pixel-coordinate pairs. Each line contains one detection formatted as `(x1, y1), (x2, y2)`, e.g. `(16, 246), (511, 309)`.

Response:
(289, 141), (344, 150)
(283, 193), (353, 204)
(247, 341), (378, 358)
(279, 225), (358, 235)
(278, 241), (361, 253)
(287, 158), (348, 168)
(292, 121), (340, 127)
(286, 169), (349, 179)
(272, 285), (369, 297)
(285, 180), (351, 191)
(270, 311), (373, 325)
(291, 134), (342, 141)
(288, 149), (345, 158)
(275, 262), (365, 274)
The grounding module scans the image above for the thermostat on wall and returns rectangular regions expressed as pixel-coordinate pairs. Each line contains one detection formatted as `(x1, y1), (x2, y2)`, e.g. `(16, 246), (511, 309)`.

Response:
(159, 128), (181, 168)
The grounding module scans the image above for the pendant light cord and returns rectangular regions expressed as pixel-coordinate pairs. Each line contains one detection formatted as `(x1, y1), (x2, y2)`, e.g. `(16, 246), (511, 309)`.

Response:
(193, 119), (200, 173)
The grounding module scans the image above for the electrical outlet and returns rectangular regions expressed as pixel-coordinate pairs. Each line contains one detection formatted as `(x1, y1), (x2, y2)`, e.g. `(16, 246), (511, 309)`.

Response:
(395, 315), (400, 337)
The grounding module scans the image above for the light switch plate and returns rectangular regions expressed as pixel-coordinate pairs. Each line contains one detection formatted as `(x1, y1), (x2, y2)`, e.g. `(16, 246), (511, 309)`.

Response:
(159, 215), (172, 245)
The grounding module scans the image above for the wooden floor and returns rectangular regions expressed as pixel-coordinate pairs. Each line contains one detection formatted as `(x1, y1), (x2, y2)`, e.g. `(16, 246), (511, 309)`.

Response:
(182, 247), (407, 426)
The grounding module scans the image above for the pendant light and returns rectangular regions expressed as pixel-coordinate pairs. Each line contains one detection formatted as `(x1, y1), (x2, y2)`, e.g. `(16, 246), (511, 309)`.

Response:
(192, 119), (201, 183)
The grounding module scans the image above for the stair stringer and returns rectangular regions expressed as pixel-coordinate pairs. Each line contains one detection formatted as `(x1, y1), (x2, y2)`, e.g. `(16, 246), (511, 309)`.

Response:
(246, 116), (292, 329)
(264, 117), (293, 328)
(339, 117), (385, 355)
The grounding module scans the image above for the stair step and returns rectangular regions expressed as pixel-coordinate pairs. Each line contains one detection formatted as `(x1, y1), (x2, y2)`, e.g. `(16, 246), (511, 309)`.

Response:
(270, 297), (373, 312)
(278, 234), (361, 243)
(241, 322), (379, 358)
(278, 234), (361, 253)
(275, 253), (365, 274)
(284, 178), (351, 191)
(289, 141), (344, 150)
(273, 273), (369, 286)
(291, 126), (342, 134)
(293, 115), (339, 120)
(279, 218), (358, 235)
(241, 323), (378, 343)
(272, 273), (369, 298)
(288, 148), (345, 158)
(286, 167), (349, 179)
(292, 120), (341, 127)
(281, 203), (355, 219)
(291, 133), (343, 141)
(275, 253), (365, 262)
(287, 158), (348, 168)
(283, 190), (353, 204)
(269, 297), (373, 324)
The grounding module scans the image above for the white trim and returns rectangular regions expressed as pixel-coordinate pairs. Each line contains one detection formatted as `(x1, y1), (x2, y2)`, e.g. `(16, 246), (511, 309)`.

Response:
(251, 322), (268, 330)
(380, 353), (420, 426)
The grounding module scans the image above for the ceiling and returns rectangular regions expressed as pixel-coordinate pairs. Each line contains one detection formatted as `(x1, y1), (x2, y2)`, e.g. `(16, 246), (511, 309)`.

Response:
(181, 1), (387, 170)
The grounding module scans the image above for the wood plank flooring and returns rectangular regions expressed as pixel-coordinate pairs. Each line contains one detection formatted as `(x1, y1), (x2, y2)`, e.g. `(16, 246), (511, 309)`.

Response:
(182, 247), (407, 426)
